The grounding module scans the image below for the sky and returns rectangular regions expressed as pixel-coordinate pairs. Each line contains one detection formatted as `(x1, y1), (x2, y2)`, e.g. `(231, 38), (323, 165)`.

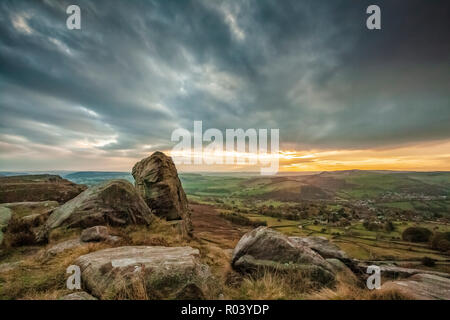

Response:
(0, 0), (449, 172)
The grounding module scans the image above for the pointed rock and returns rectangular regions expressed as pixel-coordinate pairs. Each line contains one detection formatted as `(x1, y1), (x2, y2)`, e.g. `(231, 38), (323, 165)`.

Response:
(132, 151), (192, 236)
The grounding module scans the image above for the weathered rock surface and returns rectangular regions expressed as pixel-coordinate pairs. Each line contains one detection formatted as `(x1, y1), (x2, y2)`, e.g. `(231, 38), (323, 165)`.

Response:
(60, 291), (98, 300)
(0, 175), (86, 204)
(80, 226), (109, 242)
(80, 225), (120, 243)
(44, 238), (87, 257)
(132, 152), (192, 236)
(289, 236), (349, 262)
(37, 180), (154, 242)
(232, 227), (336, 285)
(381, 273), (450, 300)
(74, 246), (211, 299)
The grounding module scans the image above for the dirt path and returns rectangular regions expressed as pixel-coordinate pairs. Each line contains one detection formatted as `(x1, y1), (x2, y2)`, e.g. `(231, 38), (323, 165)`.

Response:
(190, 203), (248, 249)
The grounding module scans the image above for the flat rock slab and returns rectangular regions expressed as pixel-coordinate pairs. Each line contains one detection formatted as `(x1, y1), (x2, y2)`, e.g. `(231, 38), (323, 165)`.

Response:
(75, 246), (211, 299)
(382, 273), (450, 300)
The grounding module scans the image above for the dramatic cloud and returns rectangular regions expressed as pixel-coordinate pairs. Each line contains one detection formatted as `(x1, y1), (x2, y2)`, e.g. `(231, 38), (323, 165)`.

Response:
(0, 0), (449, 171)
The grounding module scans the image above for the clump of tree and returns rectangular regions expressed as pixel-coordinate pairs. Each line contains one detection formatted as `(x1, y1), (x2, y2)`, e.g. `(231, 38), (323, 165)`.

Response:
(430, 232), (450, 253)
(220, 212), (267, 227)
(402, 227), (432, 243)
(421, 256), (436, 267)
(363, 221), (381, 231)
(384, 221), (395, 232)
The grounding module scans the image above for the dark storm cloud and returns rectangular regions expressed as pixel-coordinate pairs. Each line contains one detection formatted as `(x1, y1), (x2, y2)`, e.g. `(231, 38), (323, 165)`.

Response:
(0, 0), (449, 169)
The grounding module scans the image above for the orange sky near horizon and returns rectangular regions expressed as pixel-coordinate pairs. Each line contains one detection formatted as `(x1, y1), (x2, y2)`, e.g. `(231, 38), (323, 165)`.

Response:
(169, 138), (450, 173)
(2, 137), (449, 173)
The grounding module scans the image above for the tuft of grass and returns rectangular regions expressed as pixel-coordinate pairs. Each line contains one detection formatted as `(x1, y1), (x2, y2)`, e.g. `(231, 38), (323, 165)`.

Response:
(0, 242), (107, 300)
(222, 268), (328, 300)
(309, 274), (414, 300)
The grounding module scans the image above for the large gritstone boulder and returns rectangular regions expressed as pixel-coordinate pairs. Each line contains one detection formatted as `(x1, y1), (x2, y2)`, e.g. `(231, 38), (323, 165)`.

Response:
(74, 246), (211, 299)
(0, 175), (86, 204)
(132, 151), (192, 236)
(37, 180), (154, 242)
(289, 236), (350, 262)
(231, 227), (336, 285)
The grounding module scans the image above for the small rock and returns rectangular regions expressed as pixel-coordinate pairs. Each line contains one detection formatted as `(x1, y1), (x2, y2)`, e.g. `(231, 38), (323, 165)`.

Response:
(45, 239), (86, 257)
(80, 226), (121, 243)
(81, 226), (110, 242)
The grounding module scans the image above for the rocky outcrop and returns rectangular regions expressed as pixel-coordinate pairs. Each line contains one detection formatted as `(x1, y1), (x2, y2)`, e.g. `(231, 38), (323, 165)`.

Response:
(231, 227), (336, 285)
(80, 226), (120, 243)
(132, 152), (192, 236)
(289, 236), (349, 262)
(37, 180), (154, 242)
(74, 246), (211, 299)
(381, 273), (450, 300)
(0, 175), (86, 204)
(60, 291), (98, 300)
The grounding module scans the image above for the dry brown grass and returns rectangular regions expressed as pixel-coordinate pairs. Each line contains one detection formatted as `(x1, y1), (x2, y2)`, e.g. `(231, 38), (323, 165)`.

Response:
(308, 274), (414, 300)
(222, 268), (329, 300)
(0, 241), (108, 299)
